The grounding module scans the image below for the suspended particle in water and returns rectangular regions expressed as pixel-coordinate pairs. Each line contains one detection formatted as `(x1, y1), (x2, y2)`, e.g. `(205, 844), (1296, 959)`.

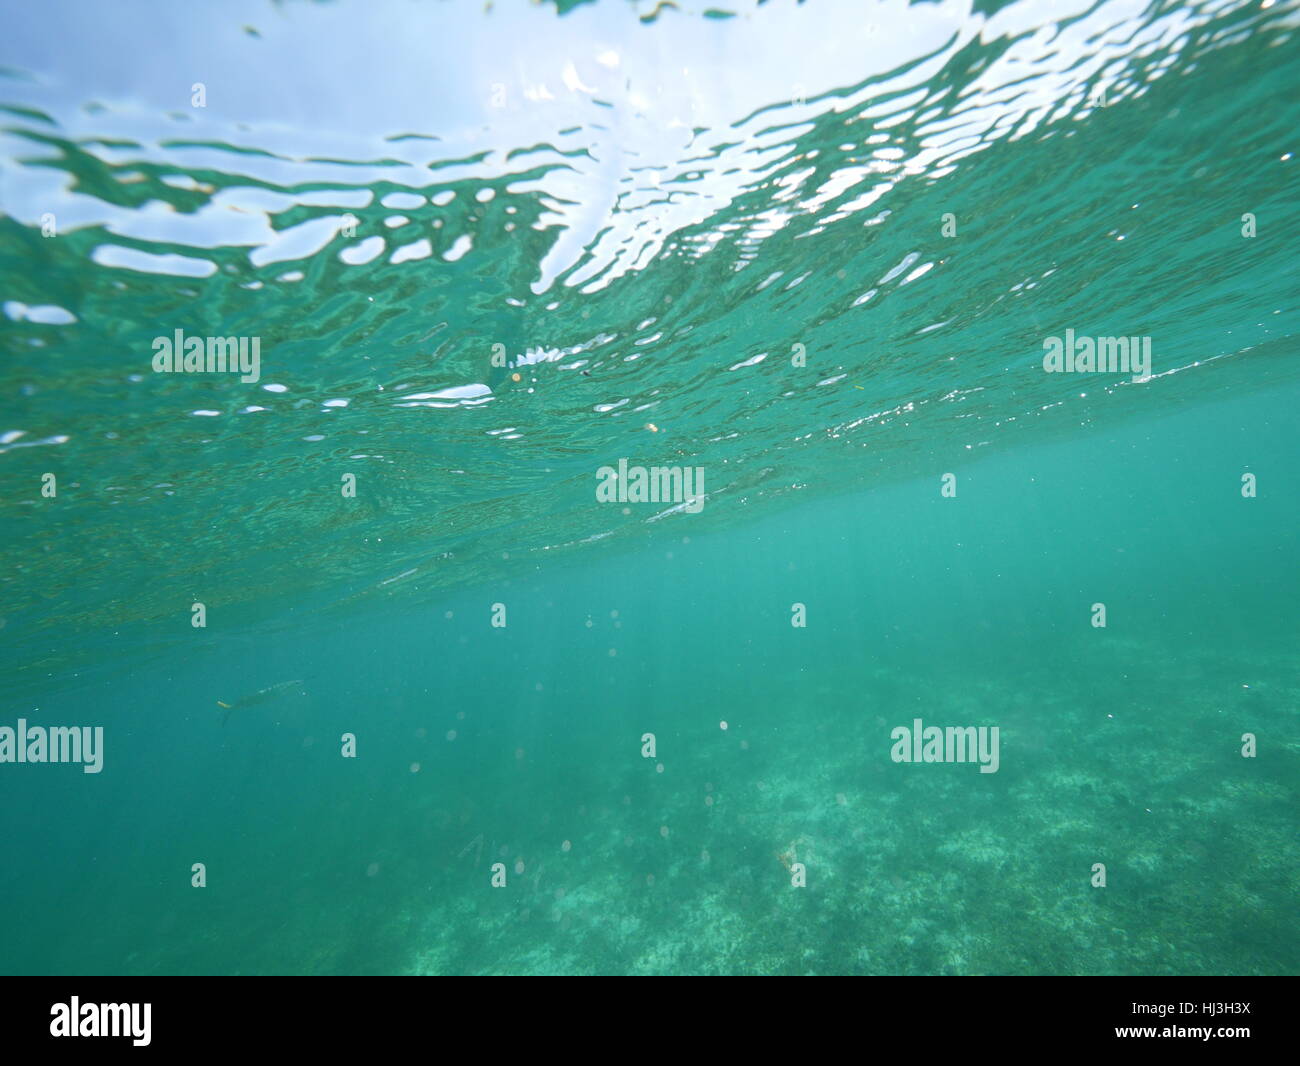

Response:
(705, 795), (714, 807)
(446, 730), (457, 741)
(660, 825), (669, 838)
(655, 763), (664, 774)
(410, 762), (421, 774)
(646, 874), (655, 886)
(719, 720), (728, 731)
(514, 860), (525, 875)
(366, 863), (380, 878)
(562, 840), (571, 852)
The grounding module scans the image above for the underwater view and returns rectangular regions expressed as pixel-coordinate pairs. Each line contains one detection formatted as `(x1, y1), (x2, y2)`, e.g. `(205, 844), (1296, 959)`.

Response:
(1, 0), (1297, 978)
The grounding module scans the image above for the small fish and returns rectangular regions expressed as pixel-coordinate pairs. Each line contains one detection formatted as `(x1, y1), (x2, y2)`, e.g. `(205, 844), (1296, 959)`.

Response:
(216, 678), (305, 725)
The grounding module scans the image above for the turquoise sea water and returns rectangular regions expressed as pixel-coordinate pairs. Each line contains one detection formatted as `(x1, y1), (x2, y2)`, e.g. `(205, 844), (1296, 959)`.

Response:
(1, 0), (1297, 975)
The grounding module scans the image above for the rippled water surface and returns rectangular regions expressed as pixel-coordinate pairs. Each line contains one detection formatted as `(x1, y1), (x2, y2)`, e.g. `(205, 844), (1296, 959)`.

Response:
(1, 0), (1297, 975)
